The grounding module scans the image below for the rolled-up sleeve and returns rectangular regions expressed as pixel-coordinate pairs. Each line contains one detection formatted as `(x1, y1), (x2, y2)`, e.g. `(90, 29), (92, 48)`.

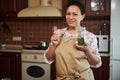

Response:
(43, 28), (66, 64)
(86, 33), (102, 68)
(90, 50), (102, 68)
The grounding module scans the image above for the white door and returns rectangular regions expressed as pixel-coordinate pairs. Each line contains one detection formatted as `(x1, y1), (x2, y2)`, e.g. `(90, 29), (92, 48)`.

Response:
(110, 0), (120, 60)
(110, 0), (120, 80)
(110, 60), (120, 80)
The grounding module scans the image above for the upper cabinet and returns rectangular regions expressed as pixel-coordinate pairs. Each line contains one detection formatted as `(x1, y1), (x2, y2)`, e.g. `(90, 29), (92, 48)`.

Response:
(0, 0), (110, 18)
(0, 0), (27, 18)
(85, 0), (110, 17)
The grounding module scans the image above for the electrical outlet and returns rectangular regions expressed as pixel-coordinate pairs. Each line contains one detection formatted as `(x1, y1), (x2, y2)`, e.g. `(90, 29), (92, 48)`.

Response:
(12, 36), (21, 41)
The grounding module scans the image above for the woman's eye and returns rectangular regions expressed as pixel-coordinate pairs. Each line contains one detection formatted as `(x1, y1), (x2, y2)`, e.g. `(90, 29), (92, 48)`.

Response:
(66, 13), (71, 15)
(73, 13), (77, 16)
(66, 13), (77, 16)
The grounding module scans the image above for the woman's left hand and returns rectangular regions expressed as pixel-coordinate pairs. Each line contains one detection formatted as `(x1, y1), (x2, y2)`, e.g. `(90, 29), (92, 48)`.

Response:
(74, 41), (89, 52)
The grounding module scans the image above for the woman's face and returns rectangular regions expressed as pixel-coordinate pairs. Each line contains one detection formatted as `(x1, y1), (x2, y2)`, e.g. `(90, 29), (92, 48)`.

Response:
(66, 5), (85, 28)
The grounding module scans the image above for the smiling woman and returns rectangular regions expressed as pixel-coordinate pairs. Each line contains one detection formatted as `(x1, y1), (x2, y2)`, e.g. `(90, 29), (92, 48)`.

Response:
(44, 0), (102, 80)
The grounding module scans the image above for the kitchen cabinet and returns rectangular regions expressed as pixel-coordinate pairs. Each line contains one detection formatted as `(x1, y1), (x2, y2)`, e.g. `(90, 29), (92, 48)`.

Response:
(85, 0), (110, 17)
(51, 62), (56, 80)
(92, 56), (110, 80)
(51, 56), (110, 80)
(0, 0), (27, 18)
(0, 52), (21, 80)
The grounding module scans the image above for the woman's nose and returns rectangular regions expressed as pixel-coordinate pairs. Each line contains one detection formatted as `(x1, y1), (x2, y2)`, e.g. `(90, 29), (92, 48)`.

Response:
(69, 15), (74, 19)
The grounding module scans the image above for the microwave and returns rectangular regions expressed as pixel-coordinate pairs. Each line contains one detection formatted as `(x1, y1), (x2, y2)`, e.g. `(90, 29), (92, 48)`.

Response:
(96, 35), (109, 53)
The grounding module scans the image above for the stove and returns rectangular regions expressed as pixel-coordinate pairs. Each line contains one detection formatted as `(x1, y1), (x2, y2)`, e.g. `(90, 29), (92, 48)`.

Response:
(21, 46), (50, 80)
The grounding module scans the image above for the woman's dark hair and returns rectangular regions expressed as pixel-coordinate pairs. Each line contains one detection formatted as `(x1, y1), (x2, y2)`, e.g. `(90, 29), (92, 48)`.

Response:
(64, 0), (85, 15)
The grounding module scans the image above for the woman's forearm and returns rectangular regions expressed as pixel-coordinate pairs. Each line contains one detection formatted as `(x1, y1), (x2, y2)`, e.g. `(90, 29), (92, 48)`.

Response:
(85, 47), (100, 65)
(45, 44), (57, 61)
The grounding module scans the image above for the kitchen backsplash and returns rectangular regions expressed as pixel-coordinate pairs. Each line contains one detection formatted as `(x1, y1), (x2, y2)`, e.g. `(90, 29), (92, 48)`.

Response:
(0, 18), (67, 45)
(0, 18), (109, 45)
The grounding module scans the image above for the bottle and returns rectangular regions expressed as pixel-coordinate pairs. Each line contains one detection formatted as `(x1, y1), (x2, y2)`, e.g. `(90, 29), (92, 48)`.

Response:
(102, 23), (107, 35)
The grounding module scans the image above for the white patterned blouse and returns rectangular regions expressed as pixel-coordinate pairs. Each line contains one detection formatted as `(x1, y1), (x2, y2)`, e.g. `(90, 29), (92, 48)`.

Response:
(43, 27), (102, 68)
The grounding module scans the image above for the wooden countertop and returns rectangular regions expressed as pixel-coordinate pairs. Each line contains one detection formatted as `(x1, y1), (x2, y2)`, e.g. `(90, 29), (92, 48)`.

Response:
(100, 53), (110, 57)
(0, 45), (23, 53)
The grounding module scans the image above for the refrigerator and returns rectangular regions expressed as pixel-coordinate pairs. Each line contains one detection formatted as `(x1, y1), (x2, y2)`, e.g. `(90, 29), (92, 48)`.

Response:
(110, 0), (120, 80)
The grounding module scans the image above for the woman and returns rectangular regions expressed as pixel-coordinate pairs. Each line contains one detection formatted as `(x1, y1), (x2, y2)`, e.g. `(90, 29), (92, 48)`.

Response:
(44, 0), (102, 80)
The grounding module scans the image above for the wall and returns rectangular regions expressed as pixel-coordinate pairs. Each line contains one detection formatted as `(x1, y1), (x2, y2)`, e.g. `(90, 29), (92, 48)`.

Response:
(0, 18), (109, 46)
(0, 18), (66, 45)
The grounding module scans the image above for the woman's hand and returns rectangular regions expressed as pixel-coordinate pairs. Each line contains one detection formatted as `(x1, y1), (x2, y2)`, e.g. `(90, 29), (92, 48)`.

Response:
(74, 41), (100, 65)
(50, 26), (61, 47)
(74, 41), (89, 52)
(51, 33), (60, 46)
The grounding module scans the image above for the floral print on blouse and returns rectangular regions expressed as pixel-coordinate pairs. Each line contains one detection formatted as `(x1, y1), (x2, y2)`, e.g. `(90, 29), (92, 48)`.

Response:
(44, 27), (102, 68)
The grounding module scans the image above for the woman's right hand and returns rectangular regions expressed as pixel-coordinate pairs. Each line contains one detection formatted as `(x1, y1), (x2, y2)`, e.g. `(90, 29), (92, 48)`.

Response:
(50, 26), (61, 46)
(51, 33), (60, 46)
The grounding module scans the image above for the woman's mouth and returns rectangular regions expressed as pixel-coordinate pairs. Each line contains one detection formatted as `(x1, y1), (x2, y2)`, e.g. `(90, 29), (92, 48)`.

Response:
(68, 20), (75, 24)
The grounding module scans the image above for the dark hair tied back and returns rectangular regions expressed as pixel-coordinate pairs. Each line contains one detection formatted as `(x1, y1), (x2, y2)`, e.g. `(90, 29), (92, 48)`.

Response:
(64, 0), (85, 15)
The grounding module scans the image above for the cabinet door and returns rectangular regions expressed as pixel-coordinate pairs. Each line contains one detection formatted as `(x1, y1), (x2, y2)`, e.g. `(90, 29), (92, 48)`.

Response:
(0, 0), (16, 12)
(0, 0), (17, 17)
(86, 0), (110, 17)
(0, 0), (27, 17)
(92, 56), (110, 80)
(0, 52), (21, 80)
(102, 56), (110, 80)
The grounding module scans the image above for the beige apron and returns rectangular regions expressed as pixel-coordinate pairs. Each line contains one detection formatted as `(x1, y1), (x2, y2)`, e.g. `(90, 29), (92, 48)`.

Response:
(55, 36), (94, 80)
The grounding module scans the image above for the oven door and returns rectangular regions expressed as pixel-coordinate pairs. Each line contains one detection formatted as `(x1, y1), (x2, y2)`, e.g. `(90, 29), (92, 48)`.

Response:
(22, 62), (50, 80)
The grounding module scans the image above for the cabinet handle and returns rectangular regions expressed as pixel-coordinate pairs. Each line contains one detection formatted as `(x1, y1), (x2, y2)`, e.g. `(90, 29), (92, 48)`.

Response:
(109, 63), (113, 80)
(5, 14), (9, 16)
(110, 38), (113, 57)
(95, 12), (100, 15)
